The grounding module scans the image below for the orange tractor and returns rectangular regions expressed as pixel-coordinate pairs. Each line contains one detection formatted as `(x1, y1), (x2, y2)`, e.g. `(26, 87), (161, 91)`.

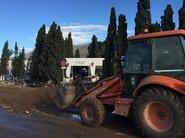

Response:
(54, 30), (185, 138)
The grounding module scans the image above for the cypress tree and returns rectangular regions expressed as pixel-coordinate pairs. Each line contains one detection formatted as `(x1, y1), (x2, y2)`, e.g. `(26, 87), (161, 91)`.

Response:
(65, 32), (73, 58)
(46, 22), (58, 85)
(12, 46), (25, 81)
(55, 26), (65, 82)
(0, 41), (10, 78)
(30, 25), (47, 82)
(64, 37), (68, 57)
(161, 4), (175, 31)
(103, 7), (117, 77)
(117, 14), (128, 57)
(116, 14), (128, 73)
(149, 22), (161, 32)
(97, 41), (105, 57)
(135, 0), (151, 35)
(88, 35), (97, 57)
(19, 48), (25, 79)
(12, 42), (19, 78)
(46, 22), (62, 85)
(179, 0), (185, 29)
(56, 26), (65, 59)
(75, 48), (80, 58)
(88, 35), (103, 58)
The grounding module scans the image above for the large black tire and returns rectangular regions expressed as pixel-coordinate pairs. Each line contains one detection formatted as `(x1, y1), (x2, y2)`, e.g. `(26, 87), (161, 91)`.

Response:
(132, 87), (185, 138)
(80, 97), (105, 127)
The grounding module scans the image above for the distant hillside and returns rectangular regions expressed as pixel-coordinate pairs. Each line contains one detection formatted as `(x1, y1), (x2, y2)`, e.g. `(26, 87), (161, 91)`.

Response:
(73, 43), (90, 57)
(23, 43), (90, 59)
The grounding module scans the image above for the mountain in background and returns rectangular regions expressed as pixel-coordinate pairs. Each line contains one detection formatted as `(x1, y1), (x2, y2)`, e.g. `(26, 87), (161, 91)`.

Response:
(24, 43), (90, 59)
(73, 43), (90, 57)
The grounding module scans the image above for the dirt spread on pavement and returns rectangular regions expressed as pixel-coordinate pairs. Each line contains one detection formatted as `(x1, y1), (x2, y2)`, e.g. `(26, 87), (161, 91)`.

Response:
(0, 84), (140, 138)
(0, 85), (58, 113)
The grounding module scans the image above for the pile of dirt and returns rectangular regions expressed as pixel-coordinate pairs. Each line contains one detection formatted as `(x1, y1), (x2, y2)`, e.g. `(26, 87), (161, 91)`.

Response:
(0, 85), (58, 113)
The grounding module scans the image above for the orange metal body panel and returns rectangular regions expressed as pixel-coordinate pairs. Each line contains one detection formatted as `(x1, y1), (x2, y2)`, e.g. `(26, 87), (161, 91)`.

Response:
(128, 29), (185, 41)
(76, 75), (123, 107)
(133, 75), (185, 96)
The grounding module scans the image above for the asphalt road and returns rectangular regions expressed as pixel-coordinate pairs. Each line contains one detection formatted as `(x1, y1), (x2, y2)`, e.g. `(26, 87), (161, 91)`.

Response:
(0, 107), (141, 138)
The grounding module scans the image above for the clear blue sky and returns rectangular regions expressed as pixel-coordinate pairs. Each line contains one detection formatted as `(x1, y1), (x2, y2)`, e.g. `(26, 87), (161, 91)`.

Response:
(0, 0), (183, 53)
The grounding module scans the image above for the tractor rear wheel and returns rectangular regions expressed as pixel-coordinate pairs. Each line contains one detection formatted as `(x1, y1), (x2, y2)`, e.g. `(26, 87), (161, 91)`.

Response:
(80, 97), (105, 127)
(132, 87), (185, 138)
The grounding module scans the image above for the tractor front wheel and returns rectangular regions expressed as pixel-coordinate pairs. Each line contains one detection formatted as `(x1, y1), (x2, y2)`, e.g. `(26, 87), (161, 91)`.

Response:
(80, 97), (105, 127)
(133, 87), (185, 138)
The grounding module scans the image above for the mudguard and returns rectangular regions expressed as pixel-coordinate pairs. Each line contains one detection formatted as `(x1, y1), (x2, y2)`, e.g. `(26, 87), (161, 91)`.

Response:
(133, 75), (185, 96)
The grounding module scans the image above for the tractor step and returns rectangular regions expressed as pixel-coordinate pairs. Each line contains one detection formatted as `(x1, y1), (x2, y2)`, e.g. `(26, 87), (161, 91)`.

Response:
(112, 98), (133, 117)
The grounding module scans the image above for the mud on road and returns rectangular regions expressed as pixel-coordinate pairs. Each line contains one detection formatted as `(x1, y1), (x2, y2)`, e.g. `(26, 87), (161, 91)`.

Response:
(0, 85), (59, 113)
(0, 85), (140, 138)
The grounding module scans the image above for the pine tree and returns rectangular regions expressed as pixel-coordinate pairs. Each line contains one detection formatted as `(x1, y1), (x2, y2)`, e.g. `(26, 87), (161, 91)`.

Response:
(149, 22), (161, 32)
(75, 48), (80, 58)
(0, 41), (10, 78)
(30, 25), (47, 82)
(135, 0), (151, 35)
(179, 0), (185, 29)
(12, 42), (19, 77)
(103, 7), (117, 77)
(161, 4), (175, 31)
(65, 32), (73, 58)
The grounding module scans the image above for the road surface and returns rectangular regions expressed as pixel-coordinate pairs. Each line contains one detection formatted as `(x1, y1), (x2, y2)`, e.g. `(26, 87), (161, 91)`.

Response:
(0, 107), (140, 138)
(0, 85), (141, 138)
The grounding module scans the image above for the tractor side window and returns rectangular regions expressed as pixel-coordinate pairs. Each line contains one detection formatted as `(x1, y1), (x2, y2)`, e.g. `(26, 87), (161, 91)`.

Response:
(123, 39), (151, 74)
(152, 36), (185, 70)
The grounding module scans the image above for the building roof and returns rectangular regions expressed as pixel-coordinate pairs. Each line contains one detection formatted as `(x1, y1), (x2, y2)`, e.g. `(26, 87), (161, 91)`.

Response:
(128, 30), (185, 41)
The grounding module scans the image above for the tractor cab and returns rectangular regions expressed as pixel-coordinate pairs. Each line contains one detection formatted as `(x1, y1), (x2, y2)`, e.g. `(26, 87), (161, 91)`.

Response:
(123, 30), (185, 95)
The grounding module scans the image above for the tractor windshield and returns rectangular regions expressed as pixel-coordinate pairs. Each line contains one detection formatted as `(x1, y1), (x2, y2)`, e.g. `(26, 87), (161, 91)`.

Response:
(123, 39), (151, 74)
(152, 36), (185, 71)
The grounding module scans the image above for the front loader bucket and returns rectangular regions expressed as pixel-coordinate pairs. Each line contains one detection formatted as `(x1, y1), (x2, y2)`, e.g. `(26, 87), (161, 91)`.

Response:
(53, 85), (76, 109)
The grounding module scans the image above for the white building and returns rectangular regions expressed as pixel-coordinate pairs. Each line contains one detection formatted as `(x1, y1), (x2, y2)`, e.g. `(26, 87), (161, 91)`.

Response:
(65, 58), (104, 82)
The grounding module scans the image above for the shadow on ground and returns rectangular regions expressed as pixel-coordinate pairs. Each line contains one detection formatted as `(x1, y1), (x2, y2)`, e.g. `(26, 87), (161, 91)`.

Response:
(40, 106), (141, 138)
